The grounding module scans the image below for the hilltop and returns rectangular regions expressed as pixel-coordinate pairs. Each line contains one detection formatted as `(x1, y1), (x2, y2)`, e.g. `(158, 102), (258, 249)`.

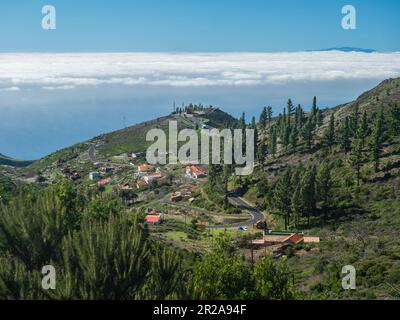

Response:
(0, 153), (33, 168)
(23, 106), (238, 181)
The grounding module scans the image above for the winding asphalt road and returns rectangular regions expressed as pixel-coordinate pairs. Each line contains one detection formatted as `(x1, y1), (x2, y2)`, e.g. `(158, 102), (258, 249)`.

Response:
(208, 195), (265, 229)
(88, 144), (97, 163)
(163, 192), (265, 230)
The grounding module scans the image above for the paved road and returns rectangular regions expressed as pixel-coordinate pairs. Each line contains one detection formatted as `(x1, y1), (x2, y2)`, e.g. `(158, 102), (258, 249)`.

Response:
(161, 191), (265, 230)
(88, 144), (97, 163)
(209, 195), (265, 229)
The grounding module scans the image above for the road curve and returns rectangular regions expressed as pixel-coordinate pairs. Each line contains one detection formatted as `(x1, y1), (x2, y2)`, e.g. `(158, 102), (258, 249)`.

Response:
(209, 195), (266, 230)
(88, 144), (97, 163)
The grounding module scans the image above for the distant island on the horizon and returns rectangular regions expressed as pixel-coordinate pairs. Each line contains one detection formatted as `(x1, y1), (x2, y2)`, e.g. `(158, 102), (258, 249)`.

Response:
(316, 47), (377, 53)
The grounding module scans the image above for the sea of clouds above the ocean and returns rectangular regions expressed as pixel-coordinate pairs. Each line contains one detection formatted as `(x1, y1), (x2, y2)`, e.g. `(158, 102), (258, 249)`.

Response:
(0, 51), (400, 91)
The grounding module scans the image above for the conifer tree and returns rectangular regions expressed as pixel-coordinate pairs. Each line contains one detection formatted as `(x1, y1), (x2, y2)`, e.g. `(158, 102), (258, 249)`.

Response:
(290, 125), (299, 152)
(389, 103), (400, 136)
(267, 106), (273, 123)
(351, 137), (363, 186)
(269, 127), (277, 157)
(287, 99), (294, 127)
(301, 118), (313, 152)
(316, 162), (332, 207)
(273, 169), (292, 230)
(324, 113), (335, 151)
(338, 117), (351, 153)
(359, 111), (369, 148)
(370, 109), (385, 172)
(259, 107), (268, 129)
(311, 96), (318, 117)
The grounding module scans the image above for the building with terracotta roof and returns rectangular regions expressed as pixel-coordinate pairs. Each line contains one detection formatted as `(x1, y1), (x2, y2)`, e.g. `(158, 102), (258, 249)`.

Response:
(143, 172), (163, 184)
(97, 177), (113, 186)
(138, 164), (156, 173)
(186, 165), (206, 179)
(145, 214), (162, 224)
(252, 232), (320, 247)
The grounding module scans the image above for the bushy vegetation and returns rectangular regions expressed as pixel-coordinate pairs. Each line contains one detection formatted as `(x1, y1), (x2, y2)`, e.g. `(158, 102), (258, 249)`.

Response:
(0, 181), (295, 300)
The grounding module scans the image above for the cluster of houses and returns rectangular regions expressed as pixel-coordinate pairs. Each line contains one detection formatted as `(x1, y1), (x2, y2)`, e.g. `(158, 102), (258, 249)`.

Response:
(85, 157), (207, 197)
(170, 190), (194, 202)
(89, 169), (114, 187)
(136, 164), (164, 189)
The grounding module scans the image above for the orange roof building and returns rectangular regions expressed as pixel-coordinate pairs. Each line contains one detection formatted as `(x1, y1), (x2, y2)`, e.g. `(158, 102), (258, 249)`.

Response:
(186, 165), (206, 179)
(138, 164), (156, 173)
(143, 172), (163, 184)
(145, 214), (162, 224)
(97, 177), (113, 186)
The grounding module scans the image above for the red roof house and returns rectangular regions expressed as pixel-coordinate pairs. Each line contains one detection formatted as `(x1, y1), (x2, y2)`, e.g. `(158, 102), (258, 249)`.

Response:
(145, 214), (162, 224)
(186, 165), (206, 179)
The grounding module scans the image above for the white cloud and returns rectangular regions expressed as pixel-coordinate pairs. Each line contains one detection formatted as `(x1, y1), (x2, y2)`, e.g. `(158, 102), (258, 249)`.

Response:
(0, 52), (399, 89)
(42, 85), (75, 90)
(1, 86), (21, 92)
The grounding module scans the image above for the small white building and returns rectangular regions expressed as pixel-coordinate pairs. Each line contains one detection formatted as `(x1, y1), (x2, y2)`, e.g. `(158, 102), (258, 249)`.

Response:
(89, 171), (101, 180)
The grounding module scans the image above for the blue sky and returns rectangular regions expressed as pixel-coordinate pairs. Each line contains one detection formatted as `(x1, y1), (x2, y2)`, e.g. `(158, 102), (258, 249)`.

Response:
(1, 1), (400, 159)
(1, 0), (399, 52)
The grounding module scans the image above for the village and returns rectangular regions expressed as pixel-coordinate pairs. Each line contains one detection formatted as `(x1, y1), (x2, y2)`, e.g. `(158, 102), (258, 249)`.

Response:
(46, 107), (323, 259)
(80, 147), (320, 257)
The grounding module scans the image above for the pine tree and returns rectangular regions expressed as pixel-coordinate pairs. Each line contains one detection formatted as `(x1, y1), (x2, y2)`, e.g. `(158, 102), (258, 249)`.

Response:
(259, 107), (268, 128)
(283, 124), (290, 151)
(324, 113), (335, 151)
(338, 117), (351, 153)
(256, 141), (267, 164)
(291, 185), (302, 228)
(370, 109), (385, 172)
(350, 104), (360, 137)
(311, 96), (318, 117)
(351, 137), (363, 186)
(295, 104), (304, 128)
(316, 109), (323, 127)
(389, 103), (400, 136)
(290, 125), (299, 152)
(269, 128), (277, 157)
(267, 106), (273, 123)
(300, 166), (317, 227)
(316, 162), (332, 208)
(287, 99), (294, 127)
(239, 112), (246, 130)
(273, 169), (292, 230)
(359, 111), (368, 148)
(301, 118), (313, 152)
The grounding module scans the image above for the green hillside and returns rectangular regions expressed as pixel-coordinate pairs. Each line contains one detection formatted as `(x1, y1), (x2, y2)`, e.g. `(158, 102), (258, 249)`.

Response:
(28, 106), (237, 174)
(239, 77), (400, 299)
(0, 153), (33, 167)
(1, 79), (399, 300)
